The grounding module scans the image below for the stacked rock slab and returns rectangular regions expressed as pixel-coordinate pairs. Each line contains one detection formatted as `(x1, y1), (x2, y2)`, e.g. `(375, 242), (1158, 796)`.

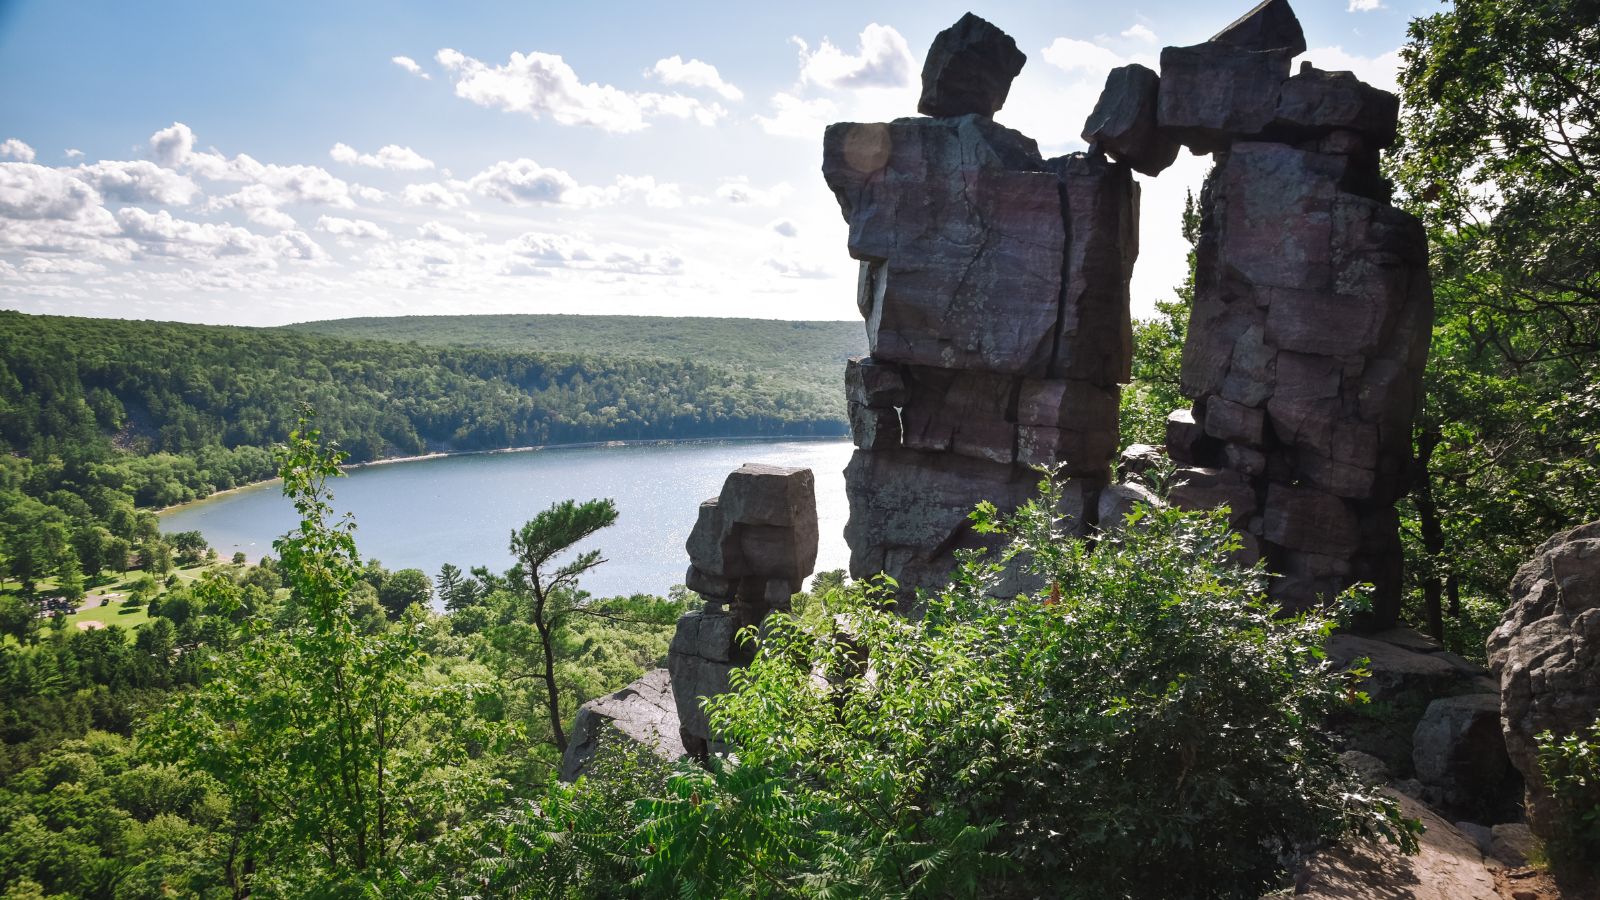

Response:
(1106, 0), (1433, 625)
(668, 464), (818, 759)
(824, 14), (1136, 603)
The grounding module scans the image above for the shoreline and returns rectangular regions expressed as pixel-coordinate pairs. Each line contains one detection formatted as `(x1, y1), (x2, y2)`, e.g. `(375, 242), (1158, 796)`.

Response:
(157, 432), (849, 514)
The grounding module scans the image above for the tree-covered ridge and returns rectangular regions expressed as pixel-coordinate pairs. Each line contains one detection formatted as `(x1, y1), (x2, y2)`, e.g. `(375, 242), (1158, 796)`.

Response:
(1, 309), (848, 471)
(284, 313), (863, 405)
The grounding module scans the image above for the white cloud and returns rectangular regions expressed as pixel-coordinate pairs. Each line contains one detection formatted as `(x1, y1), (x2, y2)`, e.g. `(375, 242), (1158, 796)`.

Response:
(763, 256), (830, 279)
(714, 178), (792, 207)
(501, 230), (685, 277)
(1121, 24), (1157, 43)
(401, 181), (471, 208)
(418, 221), (475, 243)
(329, 142), (435, 171)
(1300, 45), (1403, 93)
(769, 219), (798, 238)
(116, 207), (265, 258)
(467, 159), (683, 208)
(150, 123), (356, 208)
(317, 215), (390, 239)
(755, 93), (838, 139)
(796, 24), (915, 90)
(72, 160), (198, 206)
(1348, 0), (1384, 11)
(0, 164), (100, 220)
(435, 47), (726, 132)
(392, 55), (431, 79)
(244, 207), (297, 230)
(649, 55), (743, 101)
(351, 184), (388, 203)
(1, 140), (37, 163)
(64, 149), (84, 159)
(1041, 37), (1133, 75)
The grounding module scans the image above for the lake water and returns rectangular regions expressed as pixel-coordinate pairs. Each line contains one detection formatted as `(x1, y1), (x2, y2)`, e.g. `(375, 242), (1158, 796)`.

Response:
(160, 439), (855, 603)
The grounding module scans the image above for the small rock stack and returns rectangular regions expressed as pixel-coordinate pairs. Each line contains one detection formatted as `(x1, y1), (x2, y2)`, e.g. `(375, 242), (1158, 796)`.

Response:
(823, 13), (1137, 604)
(668, 463), (818, 759)
(1085, 0), (1432, 624)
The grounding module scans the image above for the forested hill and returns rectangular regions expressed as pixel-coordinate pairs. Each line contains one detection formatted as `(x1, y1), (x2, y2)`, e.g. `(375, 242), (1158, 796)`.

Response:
(0, 309), (850, 506)
(285, 314), (863, 391)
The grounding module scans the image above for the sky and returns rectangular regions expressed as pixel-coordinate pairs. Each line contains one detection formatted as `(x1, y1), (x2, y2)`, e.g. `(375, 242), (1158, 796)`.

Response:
(0, 0), (1436, 326)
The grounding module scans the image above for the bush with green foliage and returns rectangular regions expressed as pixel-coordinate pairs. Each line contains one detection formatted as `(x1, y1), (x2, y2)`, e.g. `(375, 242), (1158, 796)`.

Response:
(466, 473), (1418, 898)
(1537, 716), (1600, 883)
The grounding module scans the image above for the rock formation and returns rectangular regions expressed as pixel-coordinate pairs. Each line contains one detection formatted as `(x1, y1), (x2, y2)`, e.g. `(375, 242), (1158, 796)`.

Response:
(823, 2), (1429, 622)
(824, 25), (1135, 603)
(559, 668), (684, 782)
(1489, 521), (1600, 844)
(1150, 3), (1430, 626)
(668, 464), (818, 758)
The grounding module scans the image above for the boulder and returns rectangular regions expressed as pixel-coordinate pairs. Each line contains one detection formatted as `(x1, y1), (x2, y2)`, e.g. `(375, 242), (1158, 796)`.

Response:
(1168, 466), (1257, 527)
(1273, 64), (1400, 148)
(1338, 749), (1391, 787)
(1081, 64), (1180, 176)
(559, 668), (685, 782)
(1097, 481), (1160, 529)
(1210, 0), (1307, 55)
(1295, 789), (1499, 900)
(1157, 41), (1294, 154)
(845, 355), (909, 408)
(1119, 442), (1165, 480)
(917, 13), (1027, 118)
(1489, 823), (1536, 867)
(1489, 520), (1600, 842)
(1412, 693), (1519, 821)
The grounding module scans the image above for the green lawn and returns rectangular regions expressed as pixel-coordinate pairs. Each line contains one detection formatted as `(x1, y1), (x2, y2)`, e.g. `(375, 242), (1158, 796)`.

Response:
(64, 601), (153, 633)
(2, 562), (224, 643)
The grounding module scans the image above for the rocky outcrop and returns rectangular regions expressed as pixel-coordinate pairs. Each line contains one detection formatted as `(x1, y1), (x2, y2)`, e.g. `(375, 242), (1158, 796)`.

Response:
(1412, 693), (1520, 822)
(1489, 521), (1600, 843)
(824, 18), (1134, 602)
(669, 464), (818, 759)
(825, 1), (1430, 623)
(1147, 0), (1430, 626)
(917, 12), (1026, 119)
(1295, 789), (1500, 900)
(559, 668), (684, 782)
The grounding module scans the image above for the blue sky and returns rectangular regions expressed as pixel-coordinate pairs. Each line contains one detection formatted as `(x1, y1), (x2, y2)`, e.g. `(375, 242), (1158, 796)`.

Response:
(0, 0), (1434, 325)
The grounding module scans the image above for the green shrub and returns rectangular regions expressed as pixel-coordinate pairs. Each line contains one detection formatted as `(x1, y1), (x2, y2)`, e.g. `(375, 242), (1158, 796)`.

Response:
(1537, 716), (1600, 882)
(470, 472), (1418, 898)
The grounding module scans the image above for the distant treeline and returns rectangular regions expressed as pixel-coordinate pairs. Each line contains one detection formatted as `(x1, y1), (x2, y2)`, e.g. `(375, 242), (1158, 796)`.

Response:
(1, 310), (849, 505)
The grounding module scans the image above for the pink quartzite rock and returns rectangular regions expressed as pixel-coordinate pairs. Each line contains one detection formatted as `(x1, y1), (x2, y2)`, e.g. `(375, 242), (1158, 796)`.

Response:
(1082, 64), (1181, 176)
(917, 12), (1027, 118)
(672, 464), (819, 759)
(1489, 521), (1600, 844)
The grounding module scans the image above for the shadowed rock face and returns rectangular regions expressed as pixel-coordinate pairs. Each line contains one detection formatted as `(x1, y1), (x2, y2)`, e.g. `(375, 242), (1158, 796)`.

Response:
(669, 463), (818, 759)
(1210, 0), (1307, 55)
(1082, 64), (1181, 177)
(1490, 522), (1600, 842)
(917, 12), (1026, 118)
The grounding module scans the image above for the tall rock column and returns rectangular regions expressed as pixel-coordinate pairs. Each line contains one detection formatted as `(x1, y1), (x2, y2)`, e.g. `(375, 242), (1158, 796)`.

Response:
(823, 13), (1136, 606)
(1133, 0), (1432, 624)
(667, 464), (818, 759)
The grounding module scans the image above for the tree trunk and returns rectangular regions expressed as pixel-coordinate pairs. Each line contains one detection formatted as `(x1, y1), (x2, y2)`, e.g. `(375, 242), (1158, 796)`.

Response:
(533, 589), (566, 752)
(1415, 426), (1446, 641)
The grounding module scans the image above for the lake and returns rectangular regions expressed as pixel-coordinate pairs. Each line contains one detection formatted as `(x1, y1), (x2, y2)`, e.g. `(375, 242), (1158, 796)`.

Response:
(160, 438), (856, 603)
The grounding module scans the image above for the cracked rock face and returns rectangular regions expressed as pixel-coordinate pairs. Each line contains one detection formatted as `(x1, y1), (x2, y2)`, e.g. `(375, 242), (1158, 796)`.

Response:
(1489, 522), (1600, 842)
